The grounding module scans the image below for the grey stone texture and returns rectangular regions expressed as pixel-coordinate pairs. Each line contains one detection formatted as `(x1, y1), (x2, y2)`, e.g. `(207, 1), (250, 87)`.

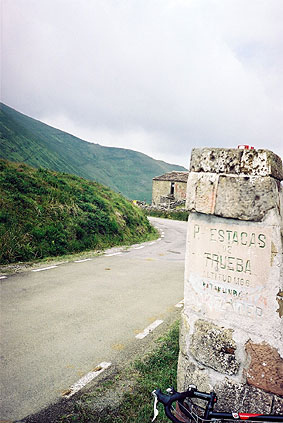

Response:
(215, 175), (280, 221)
(214, 379), (274, 414)
(177, 351), (211, 394)
(186, 173), (281, 221)
(272, 395), (283, 414)
(189, 319), (240, 376)
(189, 148), (283, 180)
(179, 311), (190, 355)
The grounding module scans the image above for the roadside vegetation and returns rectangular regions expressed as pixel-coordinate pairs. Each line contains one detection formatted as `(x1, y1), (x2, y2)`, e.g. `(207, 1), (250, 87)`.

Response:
(0, 159), (158, 264)
(59, 320), (179, 423)
(144, 208), (189, 221)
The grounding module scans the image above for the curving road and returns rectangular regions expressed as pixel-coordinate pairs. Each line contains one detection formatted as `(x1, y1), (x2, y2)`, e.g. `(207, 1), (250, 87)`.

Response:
(0, 217), (187, 421)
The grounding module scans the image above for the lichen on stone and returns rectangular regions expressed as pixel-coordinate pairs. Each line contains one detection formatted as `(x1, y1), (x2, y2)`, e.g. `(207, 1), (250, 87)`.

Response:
(189, 319), (240, 375)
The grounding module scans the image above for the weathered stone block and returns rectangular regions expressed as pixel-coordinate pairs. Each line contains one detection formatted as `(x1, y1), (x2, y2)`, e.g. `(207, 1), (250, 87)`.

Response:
(186, 173), (280, 221)
(215, 379), (273, 413)
(185, 212), (281, 334)
(179, 312), (190, 355)
(177, 352), (210, 393)
(245, 341), (283, 396)
(240, 149), (283, 180)
(190, 148), (283, 180)
(189, 320), (240, 375)
(190, 148), (243, 174)
(214, 175), (280, 221)
(186, 173), (218, 214)
(177, 352), (187, 392)
(272, 395), (283, 414)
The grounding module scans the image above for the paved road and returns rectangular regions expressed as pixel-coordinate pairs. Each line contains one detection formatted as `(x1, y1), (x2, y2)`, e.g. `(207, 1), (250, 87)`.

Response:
(0, 217), (187, 421)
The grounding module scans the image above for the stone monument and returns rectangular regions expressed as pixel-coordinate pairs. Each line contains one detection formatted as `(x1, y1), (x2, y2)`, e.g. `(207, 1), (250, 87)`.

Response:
(178, 148), (283, 412)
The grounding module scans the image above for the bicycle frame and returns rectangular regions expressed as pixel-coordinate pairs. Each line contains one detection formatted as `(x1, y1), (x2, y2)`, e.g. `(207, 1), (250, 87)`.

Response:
(152, 385), (283, 422)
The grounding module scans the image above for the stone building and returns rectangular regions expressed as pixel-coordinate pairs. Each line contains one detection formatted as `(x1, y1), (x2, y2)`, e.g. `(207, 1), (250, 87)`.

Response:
(152, 171), (189, 206)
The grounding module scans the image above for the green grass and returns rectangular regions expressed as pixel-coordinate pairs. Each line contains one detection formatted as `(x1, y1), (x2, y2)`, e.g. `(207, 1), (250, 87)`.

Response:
(58, 320), (180, 423)
(144, 209), (189, 221)
(0, 159), (158, 264)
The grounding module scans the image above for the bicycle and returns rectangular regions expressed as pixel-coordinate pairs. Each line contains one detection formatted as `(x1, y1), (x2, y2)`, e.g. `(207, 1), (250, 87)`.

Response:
(152, 385), (283, 422)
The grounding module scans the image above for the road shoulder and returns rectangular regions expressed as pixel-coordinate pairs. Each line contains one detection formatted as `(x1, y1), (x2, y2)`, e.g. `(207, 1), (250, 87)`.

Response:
(18, 310), (181, 423)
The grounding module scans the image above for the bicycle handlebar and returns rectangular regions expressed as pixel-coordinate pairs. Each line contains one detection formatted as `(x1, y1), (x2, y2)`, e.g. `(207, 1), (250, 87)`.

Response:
(152, 385), (215, 423)
(152, 386), (283, 422)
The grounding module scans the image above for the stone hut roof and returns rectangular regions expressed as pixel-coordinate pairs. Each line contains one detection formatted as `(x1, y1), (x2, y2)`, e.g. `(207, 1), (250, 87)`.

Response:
(153, 171), (189, 182)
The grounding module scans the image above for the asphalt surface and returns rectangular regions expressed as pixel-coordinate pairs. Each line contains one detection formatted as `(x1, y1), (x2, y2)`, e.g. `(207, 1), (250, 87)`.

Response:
(0, 217), (187, 421)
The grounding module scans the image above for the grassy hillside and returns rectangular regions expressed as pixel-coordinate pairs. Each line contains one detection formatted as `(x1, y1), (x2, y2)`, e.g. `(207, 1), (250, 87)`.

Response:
(0, 103), (187, 203)
(0, 159), (157, 264)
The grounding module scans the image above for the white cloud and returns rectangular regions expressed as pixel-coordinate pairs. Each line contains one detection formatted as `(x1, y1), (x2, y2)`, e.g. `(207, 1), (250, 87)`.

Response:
(2, 0), (283, 166)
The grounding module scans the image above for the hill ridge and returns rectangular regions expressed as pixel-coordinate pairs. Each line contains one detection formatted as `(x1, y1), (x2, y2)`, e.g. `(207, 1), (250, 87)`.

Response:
(0, 103), (187, 202)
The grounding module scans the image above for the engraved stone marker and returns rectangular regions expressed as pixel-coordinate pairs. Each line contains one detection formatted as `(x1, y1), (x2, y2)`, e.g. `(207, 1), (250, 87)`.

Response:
(187, 216), (272, 321)
(178, 148), (283, 412)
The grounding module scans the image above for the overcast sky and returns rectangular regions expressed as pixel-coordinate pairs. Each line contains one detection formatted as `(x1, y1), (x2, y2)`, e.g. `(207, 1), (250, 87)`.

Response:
(1, 0), (283, 168)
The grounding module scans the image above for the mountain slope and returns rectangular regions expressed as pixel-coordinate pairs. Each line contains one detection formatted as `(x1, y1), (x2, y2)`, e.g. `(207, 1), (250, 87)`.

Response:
(0, 159), (157, 264)
(0, 103), (187, 202)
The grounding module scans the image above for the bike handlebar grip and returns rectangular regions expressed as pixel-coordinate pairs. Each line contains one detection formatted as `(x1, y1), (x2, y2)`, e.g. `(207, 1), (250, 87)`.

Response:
(153, 386), (217, 423)
(164, 404), (185, 423)
(154, 389), (191, 423)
